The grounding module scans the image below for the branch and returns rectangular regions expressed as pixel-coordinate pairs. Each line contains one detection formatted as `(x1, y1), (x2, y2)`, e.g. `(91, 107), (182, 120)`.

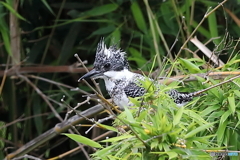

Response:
(0, 65), (92, 76)
(4, 104), (105, 160)
(158, 71), (240, 84)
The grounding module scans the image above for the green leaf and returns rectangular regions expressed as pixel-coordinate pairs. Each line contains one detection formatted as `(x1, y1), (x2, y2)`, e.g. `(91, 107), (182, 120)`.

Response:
(139, 78), (155, 93)
(234, 90), (240, 97)
(216, 120), (227, 145)
(220, 110), (231, 124)
(184, 123), (214, 139)
(228, 96), (236, 114)
(207, 111), (224, 122)
(235, 111), (240, 128)
(166, 151), (178, 159)
(63, 133), (102, 148)
(173, 106), (183, 126)
(200, 105), (219, 117)
(207, 11), (219, 44)
(92, 145), (115, 158)
(150, 140), (159, 149)
(160, 2), (176, 33)
(184, 110), (208, 125)
(41, 0), (56, 16)
(131, 1), (147, 33)
(91, 25), (115, 36)
(192, 135), (215, 144)
(178, 58), (201, 73)
(192, 20), (211, 38)
(225, 58), (240, 67)
(97, 123), (118, 132)
(123, 105), (135, 123)
(110, 28), (121, 46)
(129, 97), (141, 106)
(115, 141), (132, 157)
(0, 2), (28, 21)
(85, 4), (118, 16)
(58, 23), (81, 64)
(101, 134), (134, 142)
(128, 47), (147, 67)
(0, 25), (11, 55)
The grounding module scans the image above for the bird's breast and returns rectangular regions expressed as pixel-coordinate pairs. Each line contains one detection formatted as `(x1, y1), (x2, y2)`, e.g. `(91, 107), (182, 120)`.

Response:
(103, 78), (130, 108)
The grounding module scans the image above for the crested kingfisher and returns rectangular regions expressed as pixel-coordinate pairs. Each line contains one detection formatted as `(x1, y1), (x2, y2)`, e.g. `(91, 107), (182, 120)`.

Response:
(79, 38), (203, 109)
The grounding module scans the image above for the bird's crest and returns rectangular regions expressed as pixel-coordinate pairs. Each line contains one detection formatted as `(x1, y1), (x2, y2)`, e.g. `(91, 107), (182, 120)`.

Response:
(94, 38), (129, 70)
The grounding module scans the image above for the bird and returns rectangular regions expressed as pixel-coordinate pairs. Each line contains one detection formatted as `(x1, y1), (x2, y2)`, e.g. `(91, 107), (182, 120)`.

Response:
(78, 38), (204, 109)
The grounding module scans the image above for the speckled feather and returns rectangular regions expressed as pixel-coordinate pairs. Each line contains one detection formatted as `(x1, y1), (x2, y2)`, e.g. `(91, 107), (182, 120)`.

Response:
(124, 82), (146, 98)
(94, 38), (129, 72)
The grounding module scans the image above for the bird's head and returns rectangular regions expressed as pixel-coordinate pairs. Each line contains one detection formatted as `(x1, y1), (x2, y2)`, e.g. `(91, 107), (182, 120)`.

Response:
(78, 38), (130, 81)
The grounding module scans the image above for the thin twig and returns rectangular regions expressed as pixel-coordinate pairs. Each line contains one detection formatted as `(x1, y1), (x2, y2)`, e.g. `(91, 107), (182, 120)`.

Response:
(26, 75), (89, 95)
(175, 0), (229, 59)
(17, 74), (63, 121)
(12, 154), (41, 160)
(82, 79), (117, 115)
(75, 54), (103, 96)
(193, 74), (240, 96)
(62, 96), (91, 121)
(0, 56), (10, 95)
(0, 113), (50, 130)
(85, 115), (114, 134)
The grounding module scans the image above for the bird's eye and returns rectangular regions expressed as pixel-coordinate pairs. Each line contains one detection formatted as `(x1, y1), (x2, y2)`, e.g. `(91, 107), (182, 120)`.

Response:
(103, 63), (111, 69)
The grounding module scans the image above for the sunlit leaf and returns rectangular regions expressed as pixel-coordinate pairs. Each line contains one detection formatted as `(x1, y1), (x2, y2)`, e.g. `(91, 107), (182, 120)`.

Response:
(228, 96), (236, 114)
(97, 123), (118, 132)
(115, 142), (131, 157)
(200, 105), (219, 117)
(166, 151), (178, 159)
(184, 123), (214, 139)
(63, 133), (102, 148)
(92, 145), (115, 158)
(123, 105), (135, 123)
(184, 110), (208, 125)
(150, 141), (159, 149)
(173, 106), (183, 126)
(178, 58), (201, 73)
(101, 134), (134, 142)
(216, 120), (228, 145)
(220, 110), (231, 124)
(234, 90), (240, 97)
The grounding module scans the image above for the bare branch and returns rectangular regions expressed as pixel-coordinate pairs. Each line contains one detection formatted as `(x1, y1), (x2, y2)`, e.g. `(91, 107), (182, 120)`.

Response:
(4, 104), (105, 160)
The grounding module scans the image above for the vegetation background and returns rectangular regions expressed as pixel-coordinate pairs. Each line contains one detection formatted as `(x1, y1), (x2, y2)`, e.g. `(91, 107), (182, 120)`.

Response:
(0, 0), (240, 159)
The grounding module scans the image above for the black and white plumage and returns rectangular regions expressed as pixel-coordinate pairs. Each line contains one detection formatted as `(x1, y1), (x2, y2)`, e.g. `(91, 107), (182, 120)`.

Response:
(79, 38), (202, 109)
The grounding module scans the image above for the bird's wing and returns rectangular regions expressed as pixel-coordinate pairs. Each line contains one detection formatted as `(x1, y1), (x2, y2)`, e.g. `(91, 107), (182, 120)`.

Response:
(124, 82), (146, 98)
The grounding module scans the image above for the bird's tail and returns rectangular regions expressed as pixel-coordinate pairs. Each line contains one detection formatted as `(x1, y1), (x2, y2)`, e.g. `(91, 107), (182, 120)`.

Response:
(168, 89), (206, 106)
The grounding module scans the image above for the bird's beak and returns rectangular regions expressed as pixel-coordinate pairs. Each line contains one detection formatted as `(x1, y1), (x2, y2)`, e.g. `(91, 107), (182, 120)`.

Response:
(78, 69), (102, 82)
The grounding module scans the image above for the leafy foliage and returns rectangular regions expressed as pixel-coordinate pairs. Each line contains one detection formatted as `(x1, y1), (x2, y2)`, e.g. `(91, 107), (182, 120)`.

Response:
(91, 77), (214, 160)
